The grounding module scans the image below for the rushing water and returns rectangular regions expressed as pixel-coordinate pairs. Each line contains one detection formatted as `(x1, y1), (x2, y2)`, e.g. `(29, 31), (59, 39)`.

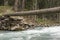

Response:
(0, 26), (60, 40)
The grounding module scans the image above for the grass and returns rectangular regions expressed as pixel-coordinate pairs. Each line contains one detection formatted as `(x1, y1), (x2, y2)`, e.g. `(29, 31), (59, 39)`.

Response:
(0, 6), (14, 16)
(36, 18), (56, 25)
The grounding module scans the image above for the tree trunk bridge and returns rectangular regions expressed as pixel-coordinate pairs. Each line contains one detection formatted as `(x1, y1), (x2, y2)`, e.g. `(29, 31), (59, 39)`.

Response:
(3, 7), (60, 16)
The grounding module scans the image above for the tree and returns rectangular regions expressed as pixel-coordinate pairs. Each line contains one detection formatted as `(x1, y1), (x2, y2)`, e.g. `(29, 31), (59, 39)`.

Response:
(32, 0), (38, 10)
(22, 0), (25, 11)
(4, 0), (8, 6)
(32, 0), (38, 21)
(14, 0), (19, 11)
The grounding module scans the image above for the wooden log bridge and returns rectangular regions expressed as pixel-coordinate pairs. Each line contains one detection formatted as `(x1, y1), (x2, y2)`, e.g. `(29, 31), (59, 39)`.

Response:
(4, 7), (60, 16)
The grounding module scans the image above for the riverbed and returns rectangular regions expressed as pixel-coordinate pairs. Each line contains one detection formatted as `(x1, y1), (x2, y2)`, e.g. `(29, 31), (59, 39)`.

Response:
(0, 26), (60, 40)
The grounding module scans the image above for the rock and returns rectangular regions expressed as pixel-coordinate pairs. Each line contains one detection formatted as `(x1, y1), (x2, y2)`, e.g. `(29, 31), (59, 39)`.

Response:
(0, 16), (35, 31)
(10, 26), (25, 31)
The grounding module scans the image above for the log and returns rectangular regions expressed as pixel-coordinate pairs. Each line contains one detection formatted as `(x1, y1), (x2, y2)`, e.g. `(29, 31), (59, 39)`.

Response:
(4, 7), (60, 16)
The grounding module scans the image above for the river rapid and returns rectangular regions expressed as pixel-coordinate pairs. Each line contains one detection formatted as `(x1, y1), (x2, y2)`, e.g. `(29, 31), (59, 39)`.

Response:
(0, 26), (60, 40)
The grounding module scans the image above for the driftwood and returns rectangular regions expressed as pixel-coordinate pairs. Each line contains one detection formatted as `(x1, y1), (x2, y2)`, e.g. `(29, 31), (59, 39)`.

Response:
(4, 7), (60, 16)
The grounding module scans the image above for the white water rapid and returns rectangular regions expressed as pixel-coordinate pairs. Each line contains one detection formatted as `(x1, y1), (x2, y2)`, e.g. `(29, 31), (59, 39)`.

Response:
(0, 26), (60, 40)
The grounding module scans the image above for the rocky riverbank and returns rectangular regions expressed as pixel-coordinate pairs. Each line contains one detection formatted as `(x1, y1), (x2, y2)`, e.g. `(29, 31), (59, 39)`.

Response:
(0, 16), (35, 31)
(0, 16), (60, 31)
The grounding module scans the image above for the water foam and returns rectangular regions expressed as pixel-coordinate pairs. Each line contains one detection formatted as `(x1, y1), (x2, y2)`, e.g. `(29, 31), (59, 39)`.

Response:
(0, 26), (60, 40)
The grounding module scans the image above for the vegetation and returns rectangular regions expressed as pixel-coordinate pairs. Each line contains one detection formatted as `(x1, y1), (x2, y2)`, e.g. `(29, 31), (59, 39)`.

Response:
(0, 0), (60, 10)
(0, 0), (60, 30)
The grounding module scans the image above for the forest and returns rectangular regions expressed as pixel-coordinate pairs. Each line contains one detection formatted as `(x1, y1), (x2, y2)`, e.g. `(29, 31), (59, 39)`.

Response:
(0, 0), (60, 11)
(0, 0), (60, 30)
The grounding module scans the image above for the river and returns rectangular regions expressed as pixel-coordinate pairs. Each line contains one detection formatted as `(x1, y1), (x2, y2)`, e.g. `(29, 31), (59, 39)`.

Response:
(0, 26), (60, 40)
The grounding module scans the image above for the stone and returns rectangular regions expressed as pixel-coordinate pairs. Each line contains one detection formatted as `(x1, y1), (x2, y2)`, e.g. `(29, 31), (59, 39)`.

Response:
(0, 16), (35, 31)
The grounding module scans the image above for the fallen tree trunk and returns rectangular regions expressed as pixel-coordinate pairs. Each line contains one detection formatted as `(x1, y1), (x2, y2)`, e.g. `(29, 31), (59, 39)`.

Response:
(4, 7), (60, 16)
